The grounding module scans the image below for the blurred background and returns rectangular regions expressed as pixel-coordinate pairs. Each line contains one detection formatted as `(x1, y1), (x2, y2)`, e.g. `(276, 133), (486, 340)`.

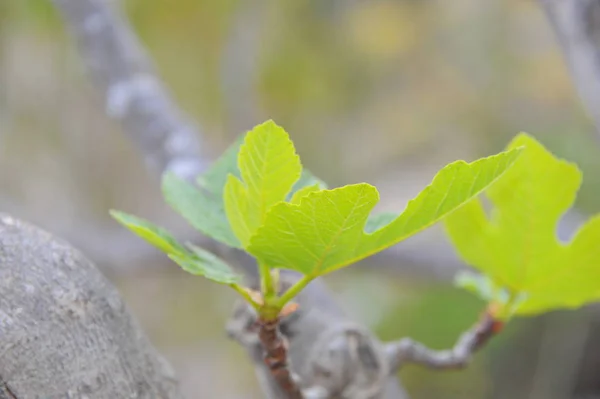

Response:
(2, 1), (600, 398)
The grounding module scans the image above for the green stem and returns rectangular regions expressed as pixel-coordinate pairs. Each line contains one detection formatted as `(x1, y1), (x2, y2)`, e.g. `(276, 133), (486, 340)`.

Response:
(259, 261), (276, 299)
(495, 290), (519, 321)
(273, 274), (314, 309)
(229, 283), (261, 311)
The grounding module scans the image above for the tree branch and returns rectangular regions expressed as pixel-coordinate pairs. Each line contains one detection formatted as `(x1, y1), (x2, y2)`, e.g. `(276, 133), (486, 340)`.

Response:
(0, 214), (183, 398)
(51, 0), (208, 180)
(540, 0), (600, 136)
(385, 308), (502, 373)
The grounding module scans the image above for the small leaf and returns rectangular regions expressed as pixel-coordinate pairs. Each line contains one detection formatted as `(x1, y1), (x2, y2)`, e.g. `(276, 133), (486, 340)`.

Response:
(109, 210), (186, 255)
(162, 122), (329, 250)
(454, 270), (495, 302)
(197, 134), (245, 193)
(178, 242), (241, 284)
(224, 120), (302, 246)
(247, 148), (522, 276)
(444, 133), (600, 315)
(162, 135), (244, 249)
(289, 168), (329, 194)
(110, 210), (241, 284)
(224, 174), (252, 244)
(290, 184), (321, 204)
(162, 173), (241, 248)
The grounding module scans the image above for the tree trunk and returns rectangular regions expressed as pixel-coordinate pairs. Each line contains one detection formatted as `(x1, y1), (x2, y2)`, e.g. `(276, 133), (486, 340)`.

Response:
(0, 213), (183, 399)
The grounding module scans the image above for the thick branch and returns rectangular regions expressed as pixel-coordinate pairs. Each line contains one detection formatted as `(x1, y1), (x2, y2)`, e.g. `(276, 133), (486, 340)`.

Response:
(0, 214), (183, 398)
(51, 0), (208, 180)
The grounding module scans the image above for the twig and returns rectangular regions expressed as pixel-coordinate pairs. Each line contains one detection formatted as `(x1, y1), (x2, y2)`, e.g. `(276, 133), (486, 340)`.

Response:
(385, 309), (503, 373)
(257, 317), (304, 399)
(50, 0), (208, 180)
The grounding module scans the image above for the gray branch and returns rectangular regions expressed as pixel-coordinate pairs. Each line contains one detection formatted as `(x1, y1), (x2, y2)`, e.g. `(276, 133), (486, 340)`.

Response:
(51, 0), (208, 180)
(0, 213), (183, 399)
(385, 311), (500, 374)
(540, 0), (600, 136)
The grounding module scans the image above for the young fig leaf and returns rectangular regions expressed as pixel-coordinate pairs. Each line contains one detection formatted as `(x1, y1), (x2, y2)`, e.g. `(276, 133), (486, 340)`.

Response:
(289, 184), (321, 205)
(109, 210), (240, 284)
(109, 210), (187, 255)
(444, 133), (600, 315)
(224, 120), (302, 247)
(247, 148), (522, 276)
(162, 173), (241, 248)
(169, 243), (241, 284)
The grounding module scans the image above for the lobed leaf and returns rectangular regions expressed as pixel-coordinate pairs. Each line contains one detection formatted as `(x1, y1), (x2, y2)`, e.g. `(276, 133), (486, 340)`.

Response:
(162, 123), (328, 250)
(444, 133), (600, 315)
(224, 120), (302, 246)
(247, 148), (522, 276)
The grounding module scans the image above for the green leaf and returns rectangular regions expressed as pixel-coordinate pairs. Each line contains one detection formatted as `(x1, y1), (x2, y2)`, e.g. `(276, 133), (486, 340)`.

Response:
(224, 120), (302, 247)
(454, 270), (514, 305)
(162, 172), (241, 248)
(365, 212), (397, 234)
(162, 122), (329, 250)
(197, 134), (245, 193)
(455, 271), (495, 301)
(109, 210), (187, 255)
(290, 184), (321, 204)
(161, 134), (245, 249)
(109, 210), (241, 284)
(444, 133), (600, 315)
(168, 243), (241, 284)
(247, 148), (522, 276)
(289, 168), (329, 194)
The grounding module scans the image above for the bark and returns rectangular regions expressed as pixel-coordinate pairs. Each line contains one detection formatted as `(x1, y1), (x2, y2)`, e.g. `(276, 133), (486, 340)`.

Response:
(0, 213), (182, 399)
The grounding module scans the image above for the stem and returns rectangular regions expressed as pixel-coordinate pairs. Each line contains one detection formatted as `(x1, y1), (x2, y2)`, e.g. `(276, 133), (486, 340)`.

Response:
(230, 283), (261, 311)
(259, 262), (276, 299)
(494, 290), (519, 321)
(257, 317), (304, 399)
(274, 274), (314, 309)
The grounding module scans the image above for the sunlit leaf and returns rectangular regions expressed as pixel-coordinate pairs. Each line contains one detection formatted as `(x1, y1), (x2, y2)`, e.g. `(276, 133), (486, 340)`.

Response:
(224, 120), (302, 246)
(109, 210), (186, 255)
(290, 184), (321, 204)
(109, 210), (240, 284)
(444, 133), (600, 315)
(247, 148), (522, 276)
(168, 243), (241, 284)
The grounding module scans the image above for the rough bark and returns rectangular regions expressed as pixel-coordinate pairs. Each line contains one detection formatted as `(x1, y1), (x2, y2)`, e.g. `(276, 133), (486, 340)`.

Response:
(0, 213), (183, 399)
